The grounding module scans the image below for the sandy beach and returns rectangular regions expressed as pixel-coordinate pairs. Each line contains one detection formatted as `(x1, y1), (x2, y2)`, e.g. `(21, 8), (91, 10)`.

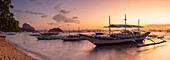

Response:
(0, 37), (37, 60)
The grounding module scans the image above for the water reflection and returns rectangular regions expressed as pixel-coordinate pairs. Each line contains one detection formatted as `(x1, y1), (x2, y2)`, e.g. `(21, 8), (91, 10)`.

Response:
(88, 38), (168, 60)
(4, 32), (170, 60)
(88, 43), (139, 60)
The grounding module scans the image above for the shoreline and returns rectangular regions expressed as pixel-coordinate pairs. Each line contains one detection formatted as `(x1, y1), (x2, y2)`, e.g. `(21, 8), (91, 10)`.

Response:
(0, 37), (37, 60)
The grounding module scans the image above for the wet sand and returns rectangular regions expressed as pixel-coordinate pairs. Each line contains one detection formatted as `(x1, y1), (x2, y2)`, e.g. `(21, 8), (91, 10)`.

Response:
(0, 38), (37, 60)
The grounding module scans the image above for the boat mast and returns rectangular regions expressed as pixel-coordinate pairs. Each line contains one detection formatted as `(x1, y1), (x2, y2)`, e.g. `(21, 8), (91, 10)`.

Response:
(124, 14), (127, 35)
(109, 16), (111, 35)
(138, 19), (140, 32)
(69, 28), (70, 36)
(78, 27), (80, 35)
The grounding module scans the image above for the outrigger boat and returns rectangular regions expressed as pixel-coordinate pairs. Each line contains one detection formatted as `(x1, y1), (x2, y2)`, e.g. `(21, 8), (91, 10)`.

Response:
(61, 35), (86, 41)
(29, 33), (41, 36)
(37, 32), (61, 40)
(79, 14), (167, 47)
(0, 34), (6, 38)
(79, 30), (151, 46)
(61, 27), (86, 41)
(40, 32), (59, 35)
(37, 35), (61, 40)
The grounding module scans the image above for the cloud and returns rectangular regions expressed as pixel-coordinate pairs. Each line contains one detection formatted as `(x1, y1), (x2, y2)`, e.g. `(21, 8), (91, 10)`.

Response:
(30, 0), (46, 5)
(28, 21), (32, 23)
(24, 10), (44, 15)
(13, 9), (44, 15)
(30, 0), (42, 2)
(52, 14), (80, 24)
(13, 9), (24, 12)
(34, 2), (45, 5)
(59, 10), (71, 14)
(13, 9), (48, 18)
(144, 24), (170, 30)
(41, 15), (48, 18)
(72, 17), (79, 19)
(47, 23), (57, 25)
(53, 4), (63, 10)
(67, 24), (72, 26)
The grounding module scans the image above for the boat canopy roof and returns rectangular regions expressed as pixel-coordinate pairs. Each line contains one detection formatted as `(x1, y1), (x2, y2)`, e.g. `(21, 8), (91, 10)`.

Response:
(104, 24), (143, 28)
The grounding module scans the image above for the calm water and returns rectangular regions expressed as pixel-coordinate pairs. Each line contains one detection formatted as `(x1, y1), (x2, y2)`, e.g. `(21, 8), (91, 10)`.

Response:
(4, 32), (170, 60)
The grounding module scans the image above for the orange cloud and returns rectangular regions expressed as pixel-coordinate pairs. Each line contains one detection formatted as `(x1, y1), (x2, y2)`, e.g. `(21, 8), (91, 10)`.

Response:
(143, 24), (170, 30)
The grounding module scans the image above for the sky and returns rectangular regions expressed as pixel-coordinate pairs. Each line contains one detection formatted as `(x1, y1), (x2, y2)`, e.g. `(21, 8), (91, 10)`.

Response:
(11, 0), (170, 30)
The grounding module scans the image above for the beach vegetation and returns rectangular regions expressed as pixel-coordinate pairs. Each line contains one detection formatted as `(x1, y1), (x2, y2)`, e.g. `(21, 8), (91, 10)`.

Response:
(0, 0), (20, 32)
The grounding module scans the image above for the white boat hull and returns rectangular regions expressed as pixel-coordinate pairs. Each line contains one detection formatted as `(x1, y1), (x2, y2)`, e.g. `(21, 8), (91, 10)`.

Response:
(80, 32), (150, 46)
(81, 35), (145, 46)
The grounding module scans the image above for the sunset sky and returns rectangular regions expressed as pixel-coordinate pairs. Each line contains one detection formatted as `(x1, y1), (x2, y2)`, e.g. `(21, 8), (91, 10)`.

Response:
(11, 0), (170, 30)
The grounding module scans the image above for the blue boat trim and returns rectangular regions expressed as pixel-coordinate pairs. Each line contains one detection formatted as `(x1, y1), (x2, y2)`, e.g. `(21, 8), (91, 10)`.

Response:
(62, 38), (86, 41)
(94, 41), (142, 46)
(37, 38), (61, 40)
(93, 38), (145, 46)
(61, 37), (86, 41)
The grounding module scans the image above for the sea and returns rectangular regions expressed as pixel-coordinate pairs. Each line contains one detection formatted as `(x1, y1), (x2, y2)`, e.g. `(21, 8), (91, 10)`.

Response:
(4, 32), (170, 60)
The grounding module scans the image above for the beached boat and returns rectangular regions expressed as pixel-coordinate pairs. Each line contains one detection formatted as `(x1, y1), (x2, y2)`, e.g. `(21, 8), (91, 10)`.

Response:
(6, 33), (15, 35)
(37, 35), (61, 40)
(40, 32), (59, 35)
(29, 33), (41, 36)
(61, 35), (86, 41)
(0, 34), (6, 38)
(37, 32), (61, 40)
(80, 15), (166, 47)
(61, 27), (86, 41)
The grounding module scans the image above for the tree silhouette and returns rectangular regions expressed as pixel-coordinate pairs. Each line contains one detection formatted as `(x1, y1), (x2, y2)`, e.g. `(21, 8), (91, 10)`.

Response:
(0, 0), (19, 32)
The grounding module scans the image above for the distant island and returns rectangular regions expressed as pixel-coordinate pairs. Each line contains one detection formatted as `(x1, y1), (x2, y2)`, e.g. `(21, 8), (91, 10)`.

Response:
(20, 23), (35, 32)
(49, 28), (63, 32)
(19, 23), (64, 32)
